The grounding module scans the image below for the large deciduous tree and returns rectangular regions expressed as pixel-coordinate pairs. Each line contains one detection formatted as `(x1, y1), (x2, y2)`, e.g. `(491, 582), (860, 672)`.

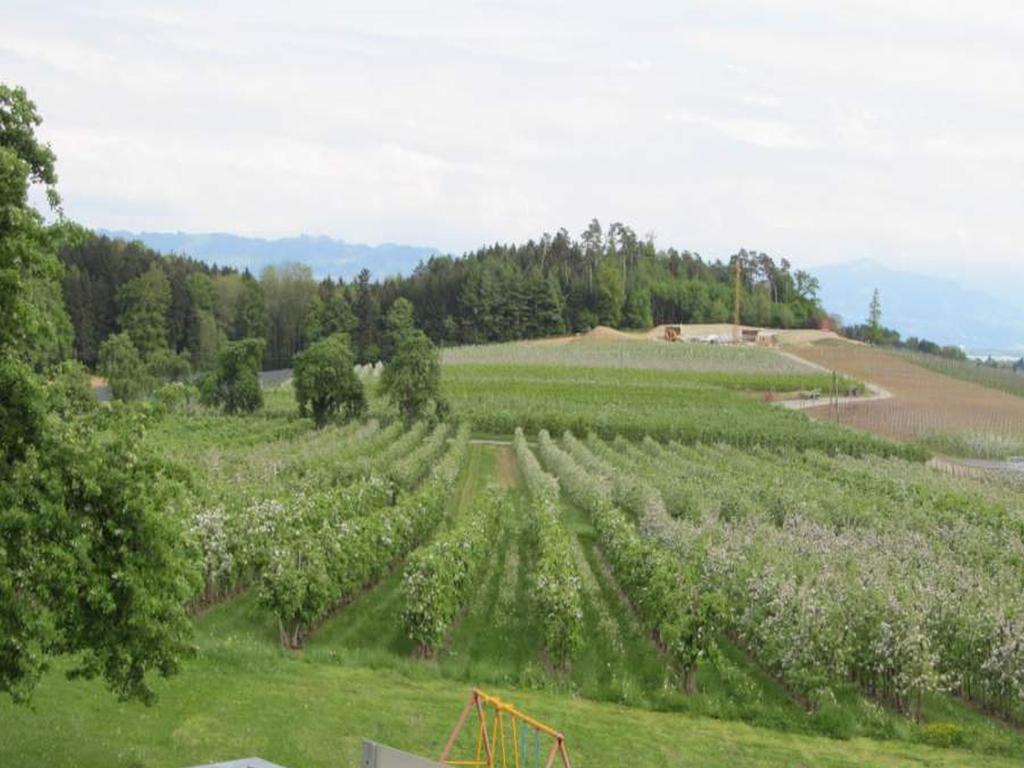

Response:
(379, 303), (442, 425)
(201, 338), (265, 414)
(0, 88), (71, 369)
(1, 83), (195, 705)
(185, 272), (222, 371)
(293, 332), (365, 427)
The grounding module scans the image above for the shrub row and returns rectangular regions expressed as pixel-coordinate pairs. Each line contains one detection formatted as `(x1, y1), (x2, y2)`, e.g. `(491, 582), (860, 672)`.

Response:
(258, 423), (469, 648)
(512, 428), (584, 666)
(536, 430), (719, 692)
(400, 487), (508, 653)
(388, 422), (452, 489)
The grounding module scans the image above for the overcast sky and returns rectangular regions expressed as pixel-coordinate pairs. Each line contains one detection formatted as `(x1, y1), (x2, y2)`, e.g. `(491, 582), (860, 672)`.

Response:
(4, 0), (1023, 284)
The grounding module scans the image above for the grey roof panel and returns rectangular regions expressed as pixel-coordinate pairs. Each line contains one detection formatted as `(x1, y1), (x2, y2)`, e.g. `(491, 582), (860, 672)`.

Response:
(362, 741), (441, 768)
(188, 759), (288, 768)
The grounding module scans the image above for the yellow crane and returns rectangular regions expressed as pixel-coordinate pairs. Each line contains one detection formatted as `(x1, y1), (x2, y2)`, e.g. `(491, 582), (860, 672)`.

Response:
(733, 255), (742, 340)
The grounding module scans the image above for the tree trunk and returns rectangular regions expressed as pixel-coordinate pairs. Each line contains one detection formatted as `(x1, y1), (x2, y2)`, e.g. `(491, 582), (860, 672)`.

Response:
(683, 667), (698, 694)
(278, 618), (288, 649)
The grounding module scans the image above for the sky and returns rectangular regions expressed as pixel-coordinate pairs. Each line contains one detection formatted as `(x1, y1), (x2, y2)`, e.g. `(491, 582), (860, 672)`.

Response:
(4, 0), (1024, 288)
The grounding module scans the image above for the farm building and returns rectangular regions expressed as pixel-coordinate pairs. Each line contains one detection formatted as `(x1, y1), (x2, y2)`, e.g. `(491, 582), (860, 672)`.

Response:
(740, 328), (778, 346)
(661, 324), (778, 346)
(661, 325), (733, 343)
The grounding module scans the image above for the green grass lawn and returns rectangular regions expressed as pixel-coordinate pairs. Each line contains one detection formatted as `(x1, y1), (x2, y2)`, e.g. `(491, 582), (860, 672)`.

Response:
(3, 646), (1018, 768)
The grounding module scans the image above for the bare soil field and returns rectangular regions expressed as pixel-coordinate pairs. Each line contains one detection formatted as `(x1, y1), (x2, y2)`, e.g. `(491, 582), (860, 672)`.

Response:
(527, 324), (838, 346)
(787, 339), (1024, 441)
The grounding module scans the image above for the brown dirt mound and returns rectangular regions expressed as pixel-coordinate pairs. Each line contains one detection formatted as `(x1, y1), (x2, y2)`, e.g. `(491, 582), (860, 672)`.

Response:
(579, 325), (641, 342)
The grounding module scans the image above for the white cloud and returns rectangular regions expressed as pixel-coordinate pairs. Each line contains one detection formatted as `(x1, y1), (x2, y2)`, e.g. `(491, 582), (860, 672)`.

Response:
(1, 0), (1022, 276)
(666, 111), (820, 151)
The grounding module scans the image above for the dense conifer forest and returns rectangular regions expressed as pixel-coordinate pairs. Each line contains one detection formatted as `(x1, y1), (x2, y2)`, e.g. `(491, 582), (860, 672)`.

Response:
(60, 224), (826, 374)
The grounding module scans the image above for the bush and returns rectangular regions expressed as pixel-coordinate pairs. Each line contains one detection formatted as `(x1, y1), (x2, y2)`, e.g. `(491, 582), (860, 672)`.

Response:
(154, 382), (200, 415)
(920, 722), (965, 749)
(388, 423), (451, 489)
(293, 332), (364, 427)
(145, 347), (191, 384)
(809, 700), (856, 740)
(46, 360), (96, 416)
(98, 331), (152, 401)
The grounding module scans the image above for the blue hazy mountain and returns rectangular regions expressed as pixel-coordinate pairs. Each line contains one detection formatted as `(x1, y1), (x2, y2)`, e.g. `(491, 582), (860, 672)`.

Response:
(813, 258), (1024, 355)
(98, 230), (439, 280)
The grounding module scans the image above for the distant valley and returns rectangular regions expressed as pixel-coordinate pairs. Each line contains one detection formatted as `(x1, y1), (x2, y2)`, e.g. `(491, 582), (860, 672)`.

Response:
(813, 259), (1023, 356)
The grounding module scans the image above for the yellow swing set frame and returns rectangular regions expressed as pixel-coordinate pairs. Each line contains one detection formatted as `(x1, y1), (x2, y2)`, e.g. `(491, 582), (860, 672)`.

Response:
(440, 689), (572, 768)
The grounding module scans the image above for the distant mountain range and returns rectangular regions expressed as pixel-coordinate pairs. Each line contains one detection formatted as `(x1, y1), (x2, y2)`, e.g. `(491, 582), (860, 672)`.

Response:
(813, 259), (1024, 356)
(98, 230), (438, 281)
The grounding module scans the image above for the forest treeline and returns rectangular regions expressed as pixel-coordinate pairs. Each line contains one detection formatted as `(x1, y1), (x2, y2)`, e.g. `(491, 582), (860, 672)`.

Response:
(61, 222), (827, 374)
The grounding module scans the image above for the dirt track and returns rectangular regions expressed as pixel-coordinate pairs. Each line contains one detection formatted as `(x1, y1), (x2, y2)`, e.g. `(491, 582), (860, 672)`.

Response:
(785, 339), (1024, 440)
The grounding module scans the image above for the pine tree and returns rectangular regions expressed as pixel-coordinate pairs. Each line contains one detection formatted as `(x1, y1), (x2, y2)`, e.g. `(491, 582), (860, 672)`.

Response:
(622, 285), (653, 329)
(596, 259), (625, 327)
(868, 288), (882, 343)
(353, 268), (381, 363)
(526, 270), (566, 337)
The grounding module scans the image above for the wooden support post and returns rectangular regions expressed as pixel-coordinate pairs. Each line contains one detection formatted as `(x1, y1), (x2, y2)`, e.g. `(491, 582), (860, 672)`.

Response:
(441, 692), (476, 763)
(475, 694), (494, 766)
(558, 739), (572, 768)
